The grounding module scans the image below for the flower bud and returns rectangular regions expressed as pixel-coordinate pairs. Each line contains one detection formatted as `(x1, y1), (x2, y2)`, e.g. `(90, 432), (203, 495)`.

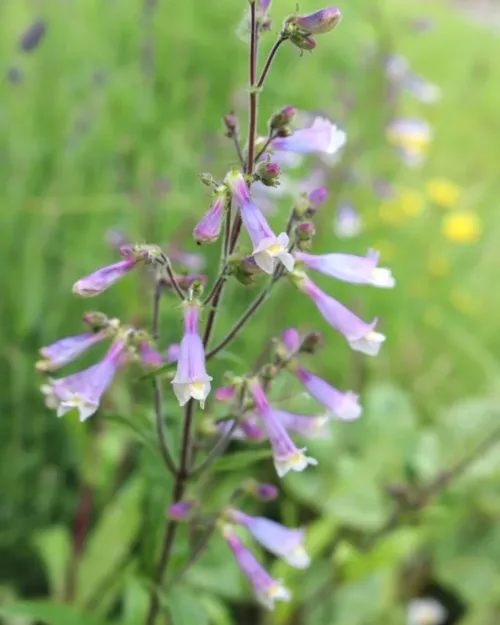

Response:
(228, 254), (263, 285)
(167, 499), (196, 521)
(290, 34), (317, 52)
(299, 331), (325, 354)
(269, 105), (296, 133)
(242, 479), (279, 502)
(255, 160), (281, 188)
(260, 363), (279, 381)
(199, 172), (215, 187)
(19, 18), (46, 53)
(166, 343), (180, 363)
(82, 312), (109, 331)
(193, 193), (226, 244)
(295, 221), (316, 250)
(291, 8), (342, 35)
(307, 187), (328, 215)
(223, 112), (239, 136)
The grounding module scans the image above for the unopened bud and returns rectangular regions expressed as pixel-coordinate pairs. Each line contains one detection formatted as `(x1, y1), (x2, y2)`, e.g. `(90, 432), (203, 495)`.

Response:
(269, 105), (297, 132)
(295, 222), (316, 250)
(242, 478), (279, 501)
(307, 187), (328, 214)
(255, 159), (281, 188)
(299, 331), (325, 354)
(82, 312), (109, 331)
(19, 18), (46, 53)
(290, 33), (317, 51)
(199, 172), (215, 187)
(289, 8), (342, 36)
(167, 499), (196, 521)
(260, 363), (279, 381)
(223, 112), (239, 136)
(228, 254), (263, 285)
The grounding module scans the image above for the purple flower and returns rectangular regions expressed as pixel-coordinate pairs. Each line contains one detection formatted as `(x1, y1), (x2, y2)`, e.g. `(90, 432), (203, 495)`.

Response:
(333, 202), (363, 238)
(239, 417), (266, 440)
(41, 338), (127, 421)
(193, 192), (226, 244)
(282, 327), (301, 353)
(166, 246), (205, 272)
(227, 509), (310, 568)
(73, 256), (137, 297)
(214, 385), (236, 402)
(308, 186), (328, 207)
(226, 170), (294, 274)
(294, 274), (385, 356)
(243, 480), (279, 501)
(139, 341), (165, 369)
(248, 379), (317, 478)
(294, 366), (362, 420)
(167, 499), (195, 521)
(294, 248), (395, 288)
(293, 7), (342, 35)
(273, 408), (329, 436)
(222, 525), (291, 609)
(271, 117), (346, 156)
(171, 302), (212, 408)
(36, 331), (108, 372)
(166, 343), (180, 363)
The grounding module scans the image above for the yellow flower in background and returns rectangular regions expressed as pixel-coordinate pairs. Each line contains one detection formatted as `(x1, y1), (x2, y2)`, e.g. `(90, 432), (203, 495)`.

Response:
(426, 178), (462, 209)
(450, 288), (482, 316)
(399, 189), (425, 217)
(442, 211), (481, 243)
(427, 254), (450, 277)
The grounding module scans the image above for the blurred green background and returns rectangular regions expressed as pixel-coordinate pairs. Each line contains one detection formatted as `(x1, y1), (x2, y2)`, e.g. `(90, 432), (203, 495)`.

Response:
(2, 0), (500, 623)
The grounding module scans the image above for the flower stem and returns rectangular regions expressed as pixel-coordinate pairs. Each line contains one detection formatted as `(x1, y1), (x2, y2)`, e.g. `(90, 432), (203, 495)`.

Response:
(206, 287), (270, 360)
(256, 37), (287, 89)
(189, 420), (238, 478)
(152, 284), (177, 475)
(163, 256), (186, 301)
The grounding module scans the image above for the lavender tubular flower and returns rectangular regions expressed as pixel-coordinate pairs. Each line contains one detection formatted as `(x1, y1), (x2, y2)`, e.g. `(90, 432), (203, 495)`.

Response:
(171, 302), (212, 408)
(222, 525), (291, 609)
(273, 408), (329, 436)
(227, 509), (310, 568)
(294, 273), (385, 356)
(271, 117), (346, 156)
(294, 249), (395, 288)
(294, 366), (362, 420)
(73, 256), (137, 297)
(139, 341), (165, 368)
(226, 170), (294, 274)
(37, 331), (107, 372)
(292, 7), (341, 35)
(193, 192), (226, 244)
(42, 338), (127, 421)
(248, 379), (317, 477)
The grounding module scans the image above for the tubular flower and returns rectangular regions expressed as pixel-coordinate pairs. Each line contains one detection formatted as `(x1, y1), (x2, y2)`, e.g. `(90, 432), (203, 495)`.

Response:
(41, 338), (127, 422)
(294, 366), (362, 420)
(36, 331), (108, 372)
(139, 341), (165, 369)
(271, 117), (346, 156)
(248, 379), (317, 478)
(226, 170), (294, 274)
(294, 249), (395, 288)
(291, 7), (342, 35)
(273, 408), (329, 437)
(193, 191), (226, 244)
(171, 301), (212, 408)
(221, 524), (291, 610)
(293, 273), (385, 356)
(281, 327), (301, 353)
(227, 509), (310, 568)
(72, 256), (137, 297)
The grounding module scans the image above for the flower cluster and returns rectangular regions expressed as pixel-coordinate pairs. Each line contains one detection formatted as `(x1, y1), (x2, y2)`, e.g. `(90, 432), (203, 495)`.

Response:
(35, 3), (396, 614)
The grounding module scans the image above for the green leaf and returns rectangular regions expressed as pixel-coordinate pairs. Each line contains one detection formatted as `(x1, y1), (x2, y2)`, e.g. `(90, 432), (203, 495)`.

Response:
(210, 448), (271, 472)
(122, 577), (150, 625)
(0, 601), (106, 625)
(162, 588), (209, 625)
(32, 527), (71, 601)
(75, 478), (142, 606)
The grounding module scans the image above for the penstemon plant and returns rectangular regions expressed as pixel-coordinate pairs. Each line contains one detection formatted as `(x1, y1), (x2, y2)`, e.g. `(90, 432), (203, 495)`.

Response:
(36, 1), (395, 621)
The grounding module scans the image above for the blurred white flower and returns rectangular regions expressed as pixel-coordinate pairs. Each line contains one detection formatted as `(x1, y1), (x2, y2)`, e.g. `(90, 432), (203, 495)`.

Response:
(407, 598), (447, 625)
